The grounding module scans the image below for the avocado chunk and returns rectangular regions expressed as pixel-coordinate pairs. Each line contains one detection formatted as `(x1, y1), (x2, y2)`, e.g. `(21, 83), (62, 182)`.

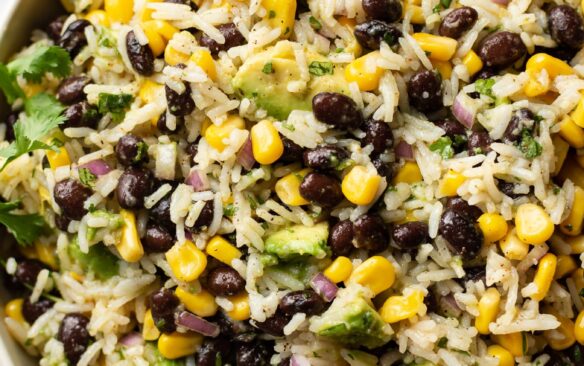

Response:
(309, 285), (393, 349)
(264, 222), (329, 260)
(68, 237), (119, 281)
(232, 41), (350, 120)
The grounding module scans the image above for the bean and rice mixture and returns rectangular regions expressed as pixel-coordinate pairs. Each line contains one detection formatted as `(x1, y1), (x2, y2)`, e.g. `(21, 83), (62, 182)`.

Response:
(1, 0), (584, 364)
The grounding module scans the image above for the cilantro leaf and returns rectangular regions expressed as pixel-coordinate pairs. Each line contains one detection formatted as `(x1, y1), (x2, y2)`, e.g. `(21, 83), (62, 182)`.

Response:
(8, 45), (72, 84)
(475, 78), (495, 98)
(97, 93), (134, 123)
(134, 141), (149, 163)
(308, 61), (334, 76)
(79, 168), (97, 187)
(429, 136), (455, 159)
(517, 129), (542, 159)
(262, 62), (274, 74)
(309, 16), (322, 30)
(0, 64), (24, 104)
(0, 200), (45, 246)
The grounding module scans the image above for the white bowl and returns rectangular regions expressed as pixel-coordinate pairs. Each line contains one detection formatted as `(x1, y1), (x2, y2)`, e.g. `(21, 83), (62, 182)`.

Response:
(0, 1), (62, 364)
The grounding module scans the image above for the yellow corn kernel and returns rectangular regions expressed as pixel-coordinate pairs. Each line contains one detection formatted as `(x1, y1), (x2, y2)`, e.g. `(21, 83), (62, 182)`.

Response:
(139, 0), (163, 22)
(166, 241), (207, 283)
(524, 53), (573, 97)
(567, 235), (584, 254)
(46, 147), (71, 170)
(558, 156), (584, 189)
(554, 255), (577, 279)
(35, 243), (59, 270)
(492, 332), (525, 357)
(380, 290), (424, 323)
(227, 292), (251, 321)
(432, 60), (452, 80)
(275, 169), (310, 206)
(561, 186), (584, 235)
(143, 27), (166, 57)
(571, 94), (584, 128)
(21, 83), (43, 98)
(553, 135), (570, 176)
(85, 10), (110, 26)
(175, 287), (218, 317)
(478, 213), (508, 243)
(158, 331), (203, 359)
(559, 116), (584, 149)
(5, 299), (25, 324)
(139, 80), (163, 104)
(104, 0), (134, 24)
(544, 310), (576, 351)
(70, 271), (84, 282)
(204, 115), (245, 152)
(148, 20), (178, 42)
(190, 49), (217, 81)
(515, 203), (554, 245)
(475, 287), (501, 334)
(530, 253), (557, 301)
(117, 209), (144, 263)
(500, 229), (529, 260)
(205, 236), (242, 266)
(165, 45), (190, 66)
(342, 166), (382, 206)
(412, 33), (458, 61)
(323, 256), (353, 283)
(142, 309), (160, 341)
(405, 4), (425, 24)
(348, 256), (395, 295)
(487, 345), (515, 366)
(576, 310), (584, 345)
(462, 50), (483, 77)
(393, 161), (423, 185)
(251, 119), (284, 165)
(336, 17), (362, 57)
(263, 0), (296, 38)
(345, 51), (385, 92)
(573, 269), (584, 299)
(438, 169), (465, 197)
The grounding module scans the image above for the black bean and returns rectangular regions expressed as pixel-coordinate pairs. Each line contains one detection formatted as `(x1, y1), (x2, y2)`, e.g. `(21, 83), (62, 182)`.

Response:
(434, 118), (467, 138)
(253, 312), (290, 337)
(56, 76), (91, 105)
(543, 343), (584, 366)
(211, 311), (254, 338)
(548, 5), (584, 49)
(156, 111), (184, 134)
(46, 16), (66, 43)
(532, 45), (578, 62)
(199, 23), (246, 55)
(4, 112), (18, 142)
(354, 20), (402, 49)
(54, 178), (92, 220)
(391, 221), (430, 250)
(438, 7), (478, 39)
(116, 167), (153, 209)
(150, 288), (179, 333)
(186, 142), (199, 162)
(197, 339), (233, 366)
(149, 194), (174, 230)
(362, 0), (402, 22)
(467, 131), (492, 156)
(362, 119), (394, 154)
(58, 313), (91, 365)
(407, 70), (443, 113)
(165, 83), (195, 116)
(279, 290), (326, 316)
(206, 266), (246, 296)
(236, 341), (272, 366)
(63, 101), (101, 129)
(497, 180), (521, 199)
(312, 92), (363, 130)
(22, 297), (54, 323)
(55, 214), (71, 231)
(303, 145), (349, 171)
(58, 19), (91, 58)
(478, 32), (526, 69)
(143, 223), (174, 252)
(463, 266), (486, 283)
(299, 172), (343, 207)
(439, 208), (483, 259)
(279, 358), (291, 366)
(15, 260), (46, 287)
(503, 108), (535, 143)
(126, 30), (154, 76)
(445, 197), (483, 221)
(328, 220), (355, 256)
(473, 68), (497, 81)
(353, 214), (389, 252)
(187, 200), (214, 231)
(372, 157), (395, 180)
(277, 136), (305, 164)
(115, 134), (149, 166)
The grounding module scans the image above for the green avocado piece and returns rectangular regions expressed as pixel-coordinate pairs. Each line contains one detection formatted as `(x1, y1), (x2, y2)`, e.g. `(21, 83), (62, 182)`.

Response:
(309, 286), (393, 349)
(232, 41), (350, 120)
(264, 222), (329, 260)
(143, 343), (185, 366)
(68, 237), (119, 281)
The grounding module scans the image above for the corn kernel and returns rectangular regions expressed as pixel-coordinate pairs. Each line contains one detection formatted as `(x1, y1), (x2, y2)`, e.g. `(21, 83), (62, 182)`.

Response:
(438, 169), (466, 197)
(571, 94), (584, 128)
(324, 256), (353, 283)
(5, 299), (25, 324)
(558, 154), (584, 189)
(345, 51), (385, 91)
(462, 50), (483, 77)
(553, 135), (570, 176)
(405, 4), (425, 24)
(348, 256), (395, 295)
(227, 292), (251, 321)
(165, 45), (190, 66)
(46, 147), (71, 170)
(559, 116), (584, 149)
(500, 229), (529, 260)
(175, 287), (218, 317)
(380, 290), (424, 323)
(544, 309), (576, 351)
(554, 255), (577, 279)
(204, 115), (245, 152)
(143, 27), (166, 57)
(166, 240), (207, 283)
(205, 236), (242, 266)
(412, 33), (458, 61)
(530, 253), (557, 301)
(104, 0), (134, 24)
(478, 213), (508, 243)
(342, 166), (381, 206)
(515, 203), (554, 245)
(263, 0), (296, 38)
(487, 345), (515, 366)
(561, 186), (584, 236)
(142, 309), (160, 341)
(139, 0), (163, 22)
(524, 53), (573, 97)
(393, 161), (423, 185)
(190, 49), (217, 81)
(475, 287), (501, 334)
(117, 209), (145, 263)
(432, 60), (452, 80)
(35, 243), (59, 270)
(575, 310), (584, 345)
(567, 235), (584, 254)
(158, 332), (203, 359)
(85, 10), (110, 26)
(251, 119), (284, 165)
(336, 17), (362, 57)
(492, 332), (525, 357)
(275, 169), (310, 206)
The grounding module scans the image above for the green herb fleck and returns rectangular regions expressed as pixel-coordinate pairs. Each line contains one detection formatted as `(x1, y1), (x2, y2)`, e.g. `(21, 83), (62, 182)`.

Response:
(262, 61), (274, 74)
(7, 45), (72, 84)
(309, 16), (322, 30)
(79, 168), (97, 188)
(429, 136), (455, 159)
(579, 288), (584, 297)
(97, 93), (133, 123)
(335, 47), (345, 53)
(0, 200), (45, 246)
(475, 78), (495, 98)
(517, 129), (542, 159)
(521, 332), (527, 355)
(134, 141), (149, 163)
(223, 203), (237, 217)
(282, 121), (296, 131)
(437, 337), (448, 348)
(308, 61), (334, 76)
(383, 32), (396, 45)
(433, 4), (442, 13)
(215, 352), (223, 366)
(553, 185), (561, 195)
(440, 0), (452, 8)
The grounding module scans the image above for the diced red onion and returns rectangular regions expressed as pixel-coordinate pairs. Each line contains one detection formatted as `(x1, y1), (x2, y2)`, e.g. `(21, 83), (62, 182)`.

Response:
(291, 354), (311, 366)
(176, 311), (220, 337)
(452, 95), (475, 129)
(395, 140), (414, 161)
(186, 169), (210, 192)
(310, 273), (338, 302)
(236, 137), (255, 171)
(120, 332), (143, 347)
(79, 159), (112, 176)
(491, 0), (510, 5)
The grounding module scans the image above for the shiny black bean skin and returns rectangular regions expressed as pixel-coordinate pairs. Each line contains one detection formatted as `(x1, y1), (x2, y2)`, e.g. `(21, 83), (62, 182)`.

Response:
(115, 134), (149, 166)
(407, 70), (443, 113)
(58, 313), (91, 365)
(354, 20), (402, 49)
(126, 30), (154, 76)
(150, 288), (179, 333)
(328, 220), (355, 256)
(497, 180), (522, 199)
(372, 157), (395, 180)
(156, 111), (185, 134)
(212, 311), (254, 338)
(439, 208), (484, 259)
(445, 197), (483, 221)
(199, 23), (246, 55)
(206, 266), (246, 296)
(353, 214), (389, 252)
(15, 260), (46, 287)
(56, 76), (91, 105)
(187, 200), (214, 231)
(299, 172), (343, 207)
(116, 167), (153, 209)
(46, 16), (66, 43)
(503, 108), (535, 143)
(548, 5), (584, 49)
(54, 178), (92, 220)
(438, 7), (478, 39)
(362, 0), (402, 22)
(391, 221), (430, 250)
(63, 101), (100, 129)
(362, 119), (394, 154)
(279, 290), (326, 316)
(165, 83), (195, 116)
(473, 68), (497, 81)
(312, 92), (364, 130)
(236, 341), (272, 366)
(532, 45), (578, 63)
(434, 119), (467, 138)
(253, 312), (290, 337)
(544, 344), (584, 366)
(467, 131), (492, 156)
(478, 32), (526, 69)
(463, 266), (486, 283)
(22, 297), (54, 323)
(58, 19), (91, 58)
(143, 223), (174, 252)
(303, 145), (349, 171)
(149, 194), (174, 230)
(4, 112), (18, 141)
(55, 214), (71, 231)
(277, 136), (305, 163)
(197, 339), (233, 366)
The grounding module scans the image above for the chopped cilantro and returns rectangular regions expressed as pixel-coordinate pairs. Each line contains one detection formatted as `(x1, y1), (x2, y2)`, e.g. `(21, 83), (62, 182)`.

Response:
(553, 185), (561, 194)
(0, 200), (45, 246)
(308, 61), (334, 76)
(0, 64), (24, 104)
(335, 47), (345, 53)
(269, 10), (276, 18)
(223, 203), (237, 217)
(215, 352), (222, 366)
(433, 4), (442, 13)
(521, 332), (527, 355)
(134, 141), (149, 163)
(262, 62), (274, 74)
(579, 288), (584, 297)
(429, 136), (455, 159)
(517, 129), (542, 159)
(437, 337), (448, 348)
(79, 168), (97, 188)
(453, 134), (467, 147)
(309, 16), (322, 30)
(475, 78), (495, 98)
(7, 45), (72, 84)
(533, 114), (544, 123)
(383, 32), (396, 46)
(440, 0), (452, 8)
(97, 93), (133, 123)
(282, 121), (296, 131)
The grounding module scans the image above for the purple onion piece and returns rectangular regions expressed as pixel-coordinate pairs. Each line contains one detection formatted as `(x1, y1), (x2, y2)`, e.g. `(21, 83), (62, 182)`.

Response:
(394, 140), (414, 161)
(309, 273), (338, 302)
(186, 169), (210, 192)
(291, 354), (311, 366)
(452, 96), (475, 129)
(120, 332), (143, 347)
(79, 159), (112, 176)
(176, 311), (220, 337)
(236, 137), (255, 171)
